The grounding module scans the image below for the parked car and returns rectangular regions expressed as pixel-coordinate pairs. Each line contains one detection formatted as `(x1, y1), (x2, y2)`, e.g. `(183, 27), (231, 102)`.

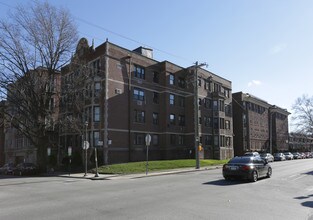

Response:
(292, 152), (302, 159)
(260, 153), (274, 162)
(244, 152), (260, 157)
(305, 152), (313, 158)
(0, 163), (15, 175)
(283, 152), (294, 160)
(223, 156), (272, 182)
(274, 153), (286, 161)
(13, 163), (39, 176)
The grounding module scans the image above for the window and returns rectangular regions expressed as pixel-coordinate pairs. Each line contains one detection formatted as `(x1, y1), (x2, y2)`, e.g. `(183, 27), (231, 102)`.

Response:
(219, 100), (225, 112)
(93, 131), (100, 146)
(153, 72), (159, 83)
(213, 100), (218, 111)
(153, 112), (159, 125)
(169, 94), (175, 105)
(49, 98), (55, 111)
(133, 88), (144, 101)
(225, 120), (231, 130)
(205, 135), (212, 145)
(170, 134), (176, 145)
(178, 96), (185, 107)
(214, 83), (221, 92)
(226, 137), (231, 147)
(224, 89), (230, 98)
(169, 73), (175, 85)
(178, 77), (186, 88)
(134, 110), (145, 123)
(214, 136), (219, 146)
(198, 78), (202, 87)
(91, 59), (100, 75)
(204, 116), (212, 127)
(198, 98), (202, 105)
(134, 65), (145, 79)
(178, 115), (185, 126)
(94, 106), (100, 122)
(220, 118), (225, 129)
(94, 82), (101, 97)
(152, 134), (159, 145)
(178, 135), (185, 145)
(153, 92), (159, 104)
(205, 99), (212, 109)
(213, 118), (219, 129)
(134, 133), (144, 145)
(205, 81), (211, 91)
(169, 114), (175, 125)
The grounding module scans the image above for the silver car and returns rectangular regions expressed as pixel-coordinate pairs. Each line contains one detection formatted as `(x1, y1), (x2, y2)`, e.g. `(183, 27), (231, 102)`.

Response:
(260, 153), (274, 162)
(283, 152), (294, 160)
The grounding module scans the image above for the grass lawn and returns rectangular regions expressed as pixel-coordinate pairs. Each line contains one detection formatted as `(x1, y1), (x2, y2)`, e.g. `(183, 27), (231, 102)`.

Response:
(96, 159), (229, 175)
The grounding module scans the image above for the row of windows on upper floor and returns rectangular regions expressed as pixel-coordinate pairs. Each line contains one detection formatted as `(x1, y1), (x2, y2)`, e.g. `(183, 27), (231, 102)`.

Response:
(133, 87), (232, 115)
(133, 132), (232, 147)
(83, 128), (232, 148)
(134, 64), (231, 97)
(62, 61), (230, 97)
(243, 102), (288, 120)
(82, 106), (231, 131)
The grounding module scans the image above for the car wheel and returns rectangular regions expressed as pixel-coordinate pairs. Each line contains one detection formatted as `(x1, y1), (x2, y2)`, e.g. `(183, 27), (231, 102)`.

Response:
(267, 167), (272, 178)
(251, 170), (258, 182)
(224, 176), (231, 181)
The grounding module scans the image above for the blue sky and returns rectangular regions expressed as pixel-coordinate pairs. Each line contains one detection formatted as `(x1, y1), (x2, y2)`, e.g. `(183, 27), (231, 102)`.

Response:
(1, 0), (313, 126)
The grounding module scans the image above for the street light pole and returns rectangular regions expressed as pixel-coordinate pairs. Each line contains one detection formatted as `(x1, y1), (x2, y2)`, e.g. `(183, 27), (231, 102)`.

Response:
(269, 112), (273, 154)
(193, 61), (207, 169)
(84, 121), (88, 177)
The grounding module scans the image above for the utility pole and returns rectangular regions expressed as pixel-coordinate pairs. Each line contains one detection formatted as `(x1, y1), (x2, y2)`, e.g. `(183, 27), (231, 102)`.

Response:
(194, 61), (207, 169)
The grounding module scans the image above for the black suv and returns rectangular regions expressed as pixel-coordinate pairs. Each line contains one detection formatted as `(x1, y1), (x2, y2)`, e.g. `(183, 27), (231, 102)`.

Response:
(13, 163), (38, 176)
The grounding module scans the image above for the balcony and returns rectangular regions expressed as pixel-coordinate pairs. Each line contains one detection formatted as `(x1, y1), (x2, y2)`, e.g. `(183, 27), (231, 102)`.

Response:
(211, 91), (226, 99)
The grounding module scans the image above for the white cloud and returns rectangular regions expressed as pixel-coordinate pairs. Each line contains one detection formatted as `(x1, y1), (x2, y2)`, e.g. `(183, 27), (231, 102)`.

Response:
(270, 43), (287, 54)
(248, 80), (262, 87)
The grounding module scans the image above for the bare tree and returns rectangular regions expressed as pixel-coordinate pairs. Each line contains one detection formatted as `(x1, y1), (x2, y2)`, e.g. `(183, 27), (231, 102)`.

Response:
(0, 1), (78, 169)
(292, 94), (313, 135)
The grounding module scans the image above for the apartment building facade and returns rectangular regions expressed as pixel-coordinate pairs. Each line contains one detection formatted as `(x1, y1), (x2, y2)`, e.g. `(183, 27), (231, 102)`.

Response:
(289, 132), (313, 152)
(59, 38), (234, 165)
(232, 92), (290, 156)
(4, 68), (61, 165)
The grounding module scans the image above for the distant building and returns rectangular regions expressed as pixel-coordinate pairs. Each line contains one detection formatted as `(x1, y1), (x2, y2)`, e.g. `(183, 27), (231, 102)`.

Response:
(4, 68), (61, 165)
(59, 38), (234, 165)
(232, 92), (290, 156)
(289, 132), (313, 152)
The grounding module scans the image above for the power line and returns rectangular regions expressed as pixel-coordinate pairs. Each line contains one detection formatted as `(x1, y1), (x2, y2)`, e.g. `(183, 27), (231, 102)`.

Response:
(0, 0), (194, 65)
(74, 17), (193, 64)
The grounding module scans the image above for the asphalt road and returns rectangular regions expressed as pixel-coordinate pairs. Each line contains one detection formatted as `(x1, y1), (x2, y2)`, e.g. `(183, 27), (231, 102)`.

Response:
(0, 159), (313, 220)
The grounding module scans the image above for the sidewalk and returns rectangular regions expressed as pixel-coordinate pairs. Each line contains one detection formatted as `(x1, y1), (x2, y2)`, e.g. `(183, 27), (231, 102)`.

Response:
(57, 165), (222, 180)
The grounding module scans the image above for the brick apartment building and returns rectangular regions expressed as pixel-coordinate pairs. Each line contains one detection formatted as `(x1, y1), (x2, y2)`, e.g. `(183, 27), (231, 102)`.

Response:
(3, 68), (61, 165)
(232, 92), (290, 156)
(59, 38), (234, 165)
(289, 132), (313, 152)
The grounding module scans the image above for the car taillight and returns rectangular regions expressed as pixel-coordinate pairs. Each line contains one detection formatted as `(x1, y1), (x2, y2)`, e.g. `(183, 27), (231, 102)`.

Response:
(241, 165), (251, 171)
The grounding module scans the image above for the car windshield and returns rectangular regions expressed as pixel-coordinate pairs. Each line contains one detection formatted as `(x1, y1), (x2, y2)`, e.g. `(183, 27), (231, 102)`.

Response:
(229, 157), (252, 163)
(260, 153), (267, 157)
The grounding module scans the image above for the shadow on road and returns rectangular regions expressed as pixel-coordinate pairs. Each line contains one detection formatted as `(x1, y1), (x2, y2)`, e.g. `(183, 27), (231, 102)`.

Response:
(294, 194), (313, 208)
(303, 170), (313, 176)
(203, 179), (249, 186)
